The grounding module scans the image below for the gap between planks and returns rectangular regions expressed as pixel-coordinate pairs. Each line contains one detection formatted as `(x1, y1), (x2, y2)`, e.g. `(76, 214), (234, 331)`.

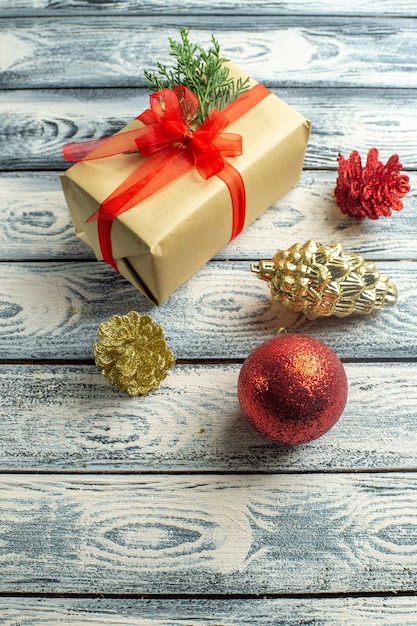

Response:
(1, 590), (417, 600)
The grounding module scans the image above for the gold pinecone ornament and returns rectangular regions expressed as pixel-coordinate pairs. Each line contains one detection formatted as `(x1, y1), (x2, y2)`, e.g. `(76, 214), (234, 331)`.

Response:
(94, 312), (175, 396)
(252, 240), (397, 320)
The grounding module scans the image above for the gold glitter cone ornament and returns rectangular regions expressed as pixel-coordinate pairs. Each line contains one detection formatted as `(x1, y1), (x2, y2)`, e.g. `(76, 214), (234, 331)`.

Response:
(94, 312), (175, 396)
(251, 239), (397, 320)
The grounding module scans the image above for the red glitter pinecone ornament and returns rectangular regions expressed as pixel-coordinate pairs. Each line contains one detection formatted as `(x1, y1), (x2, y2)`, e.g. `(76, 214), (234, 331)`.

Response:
(335, 148), (410, 219)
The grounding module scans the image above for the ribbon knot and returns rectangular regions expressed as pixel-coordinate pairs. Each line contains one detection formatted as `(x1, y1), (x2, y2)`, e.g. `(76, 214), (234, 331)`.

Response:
(134, 85), (242, 180)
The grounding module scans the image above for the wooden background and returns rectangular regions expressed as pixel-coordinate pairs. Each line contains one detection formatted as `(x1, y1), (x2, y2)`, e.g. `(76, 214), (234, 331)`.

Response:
(1, 1), (417, 624)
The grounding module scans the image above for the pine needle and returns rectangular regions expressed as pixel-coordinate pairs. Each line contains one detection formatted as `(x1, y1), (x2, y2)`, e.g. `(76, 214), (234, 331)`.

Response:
(144, 27), (251, 125)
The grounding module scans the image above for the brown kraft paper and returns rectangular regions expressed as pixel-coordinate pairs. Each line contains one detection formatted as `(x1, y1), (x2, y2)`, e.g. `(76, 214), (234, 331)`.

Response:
(61, 66), (311, 305)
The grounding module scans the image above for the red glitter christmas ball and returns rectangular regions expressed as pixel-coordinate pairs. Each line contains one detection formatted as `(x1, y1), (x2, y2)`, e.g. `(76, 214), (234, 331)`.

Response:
(237, 334), (348, 445)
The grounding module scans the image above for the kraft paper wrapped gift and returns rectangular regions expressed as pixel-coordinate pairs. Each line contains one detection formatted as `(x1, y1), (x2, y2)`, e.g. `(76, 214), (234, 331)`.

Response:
(61, 66), (311, 305)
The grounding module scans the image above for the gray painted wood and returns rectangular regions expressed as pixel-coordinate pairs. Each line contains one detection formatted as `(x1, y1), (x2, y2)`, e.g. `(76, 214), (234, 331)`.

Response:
(2, 473), (417, 595)
(1, 0), (416, 17)
(1, 171), (416, 262)
(3, 596), (417, 625)
(1, 0), (417, 618)
(2, 17), (417, 89)
(1, 362), (416, 472)
(0, 261), (413, 360)
(2, 88), (416, 170)
(0, 172), (94, 260)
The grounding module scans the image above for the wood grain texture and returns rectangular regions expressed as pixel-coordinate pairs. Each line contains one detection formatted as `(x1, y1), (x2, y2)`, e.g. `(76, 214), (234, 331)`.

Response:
(0, 172), (93, 260)
(2, 473), (417, 595)
(3, 596), (417, 625)
(1, 171), (416, 262)
(2, 17), (417, 89)
(2, 88), (417, 170)
(1, 0), (416, 17)
(0, 261), (414, 360)
(1, 362), (417, 472)
(1, 0), (417, 615)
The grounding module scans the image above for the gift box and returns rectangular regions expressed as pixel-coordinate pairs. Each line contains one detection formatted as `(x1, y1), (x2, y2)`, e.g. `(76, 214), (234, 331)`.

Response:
(61, 63), (311, 305)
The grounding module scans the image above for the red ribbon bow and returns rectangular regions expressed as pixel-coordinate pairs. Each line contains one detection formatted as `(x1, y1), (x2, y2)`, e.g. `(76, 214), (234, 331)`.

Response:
(63, 83), (270, 270)
(135, 85), (242, 178)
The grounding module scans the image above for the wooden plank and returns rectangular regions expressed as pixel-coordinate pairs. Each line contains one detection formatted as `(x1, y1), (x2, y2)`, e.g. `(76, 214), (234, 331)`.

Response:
(0, 0), (415, 616)
(1, 87), (416, 170)
(0, 172), (94, 260)
(2, 473), (417, 595)
(1, 171), (416, 262)
(0, 260), (414, 361)
(1, 0), (416, 18)
(0, 172), (95, 260)
(2, 17), (417, 89)
(3, 596), (417, 625)
(1, 362), (417, 472)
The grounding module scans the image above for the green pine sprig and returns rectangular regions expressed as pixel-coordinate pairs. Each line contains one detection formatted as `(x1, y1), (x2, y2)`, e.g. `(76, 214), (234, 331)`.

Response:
(144, 28), (251, 126)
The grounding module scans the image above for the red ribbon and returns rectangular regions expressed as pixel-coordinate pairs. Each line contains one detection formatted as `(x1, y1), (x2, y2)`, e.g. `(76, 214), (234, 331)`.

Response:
(63, 83), (270, 270)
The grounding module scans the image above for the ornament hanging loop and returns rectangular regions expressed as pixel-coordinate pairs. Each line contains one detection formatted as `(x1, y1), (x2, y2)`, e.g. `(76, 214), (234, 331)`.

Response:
(252, 239), (398, 320)
(251, 260), (275, 281)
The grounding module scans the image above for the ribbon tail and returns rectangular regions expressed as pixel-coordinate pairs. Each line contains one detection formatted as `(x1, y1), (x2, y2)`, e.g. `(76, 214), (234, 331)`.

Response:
(97, 218), (118, 270)
(86, 150), (176, 224)
(92, 148), (194, 268)
(216, 161), (246, 241)
(63, 137), (111, 161)
(63, 128), (146, 162)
